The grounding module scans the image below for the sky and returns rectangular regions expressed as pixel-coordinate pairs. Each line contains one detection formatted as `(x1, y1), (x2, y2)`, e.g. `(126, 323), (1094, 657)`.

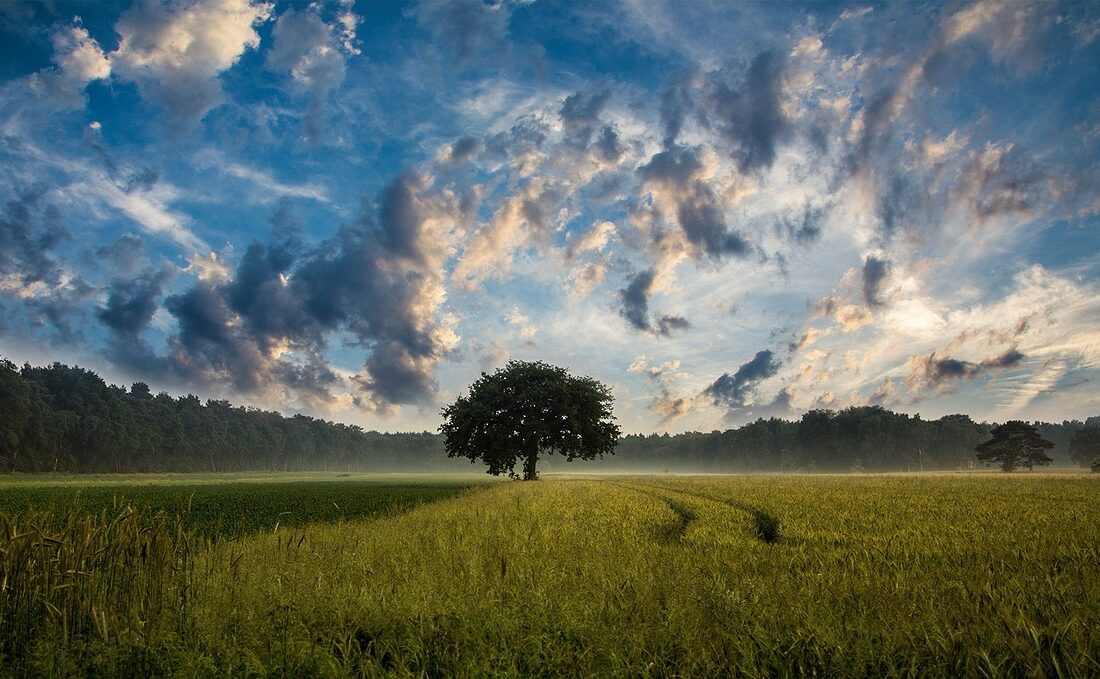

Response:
(0, 0), (1098, 434)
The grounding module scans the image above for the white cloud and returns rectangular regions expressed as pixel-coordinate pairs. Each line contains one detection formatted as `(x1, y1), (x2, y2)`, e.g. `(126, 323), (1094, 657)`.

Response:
(30, 22), (111, 109)
(110, 0), (273, 131)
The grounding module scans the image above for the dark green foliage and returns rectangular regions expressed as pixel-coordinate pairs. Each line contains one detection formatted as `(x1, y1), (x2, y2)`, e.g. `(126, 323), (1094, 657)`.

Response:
(1070, 426), (1100, 468)
(975, 421), (1054, 472)
(0, 479), (478, 537)
(0, 357), (1095, 474)
(440, 360), (621, 479)
(0, 358), (458, 473)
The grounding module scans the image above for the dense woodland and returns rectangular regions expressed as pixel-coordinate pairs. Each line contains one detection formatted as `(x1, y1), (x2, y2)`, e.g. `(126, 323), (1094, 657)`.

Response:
(0, 358), (1095, 474)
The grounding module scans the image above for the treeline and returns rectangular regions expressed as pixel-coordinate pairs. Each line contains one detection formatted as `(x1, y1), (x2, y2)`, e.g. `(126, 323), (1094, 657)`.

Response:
(0, 358), (1095, 474)
(0, 359), (458, 473)
(593, 411), (1095, 473)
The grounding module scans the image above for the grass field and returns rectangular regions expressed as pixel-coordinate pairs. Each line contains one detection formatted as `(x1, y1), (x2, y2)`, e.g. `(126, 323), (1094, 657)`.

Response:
(2, 473), (1098, 676)
(0, 473), (488, 537)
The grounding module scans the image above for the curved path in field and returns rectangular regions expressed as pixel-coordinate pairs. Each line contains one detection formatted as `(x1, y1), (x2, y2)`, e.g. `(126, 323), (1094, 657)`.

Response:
(609, 479), (782, 545)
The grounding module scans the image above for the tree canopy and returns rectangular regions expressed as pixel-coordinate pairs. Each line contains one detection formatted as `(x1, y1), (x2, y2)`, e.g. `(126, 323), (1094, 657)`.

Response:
(439, 360), (620, 480)
(975, 421), (1054, 472)
(1069, 426), (1100, 470)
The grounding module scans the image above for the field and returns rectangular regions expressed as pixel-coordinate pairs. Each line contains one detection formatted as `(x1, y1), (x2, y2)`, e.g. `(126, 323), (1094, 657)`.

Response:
(1, 473), (1098, 676)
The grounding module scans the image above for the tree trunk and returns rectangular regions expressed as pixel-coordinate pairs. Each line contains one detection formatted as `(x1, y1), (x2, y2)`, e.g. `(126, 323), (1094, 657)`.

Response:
(523, 450), (538, 481)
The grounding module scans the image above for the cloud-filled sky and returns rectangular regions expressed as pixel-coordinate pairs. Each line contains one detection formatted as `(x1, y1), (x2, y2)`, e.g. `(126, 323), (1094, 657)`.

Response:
(1, 0), (1098, 433)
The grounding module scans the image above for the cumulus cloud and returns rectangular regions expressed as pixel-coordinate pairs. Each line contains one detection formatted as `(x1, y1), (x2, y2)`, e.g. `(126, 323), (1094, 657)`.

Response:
(636, 145), (751, 260)
(110, 0), (273, 133)
(121, 172), (461, 412)
(452, 179), (560, 289)
(266, 3), (361, 143)
(99, 267), (174, 336)
(566, 220), (616, 260)
(30, 22), (111, 109)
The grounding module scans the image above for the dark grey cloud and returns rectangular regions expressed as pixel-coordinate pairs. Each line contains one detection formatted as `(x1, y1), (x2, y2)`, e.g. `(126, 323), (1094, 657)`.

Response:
(445, 136), (482, 164)
(150, 174), (454, 410)
(617, 269), (689, 337)
(659, 76), (693, 148)
(560, 89), (611, 150)
(619, 269), (654, 332)
(0, 189), (67, 289)
(98, 267), (173, 337)
(637, 146), (751, 259)
(165, 282), (269, 392)
(700, 50), (790, 174)
(862, 255), (889, 307)
(705, 349), (781, 413)
(907, 347), (1026, 392)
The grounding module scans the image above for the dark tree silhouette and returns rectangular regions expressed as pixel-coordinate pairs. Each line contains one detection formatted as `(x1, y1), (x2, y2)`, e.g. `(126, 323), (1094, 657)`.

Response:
(975, 421), (1054, 472)
(1069, 426), (1100, 470)
(440, 360), (620, 480)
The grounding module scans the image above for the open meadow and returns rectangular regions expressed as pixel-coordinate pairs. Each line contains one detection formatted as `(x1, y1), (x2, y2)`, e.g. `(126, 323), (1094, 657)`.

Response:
(1, 473), (1098, 676)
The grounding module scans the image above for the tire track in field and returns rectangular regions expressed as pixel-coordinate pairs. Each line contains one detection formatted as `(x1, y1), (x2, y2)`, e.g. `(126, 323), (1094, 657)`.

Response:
(608, 482), (696, 543)
(612, 481), (782, 545)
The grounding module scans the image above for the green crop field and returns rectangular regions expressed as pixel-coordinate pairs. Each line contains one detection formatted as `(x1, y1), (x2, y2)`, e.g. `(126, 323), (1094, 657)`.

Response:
(0, 473), (488, 537)
(2, 473), (1098, 676)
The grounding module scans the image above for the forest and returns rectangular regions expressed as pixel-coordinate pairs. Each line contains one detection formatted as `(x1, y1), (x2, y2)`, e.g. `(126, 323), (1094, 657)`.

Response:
(0, 358), (1095, 474)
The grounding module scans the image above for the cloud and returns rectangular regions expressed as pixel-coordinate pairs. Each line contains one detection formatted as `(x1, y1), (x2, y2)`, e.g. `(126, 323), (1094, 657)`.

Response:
(953, 142), (1049, 223)
(266, 4), (360, 143)
(905, 346), (1026, 394)
(0, 189), (67, 293)
(566, 220), (616, 260)
(30, 22), (111, 109)
(110, 0), (273, 133)
(440, 137), (482, 165)
(149, 171), (460, 412)
(452, 179), (559, 289)
(637, 145), (751, 260)
(861, 255), (889, 307)
(569, 261), (606, 299)
(560, 89), (613, 152)
(96, 234), (148, 277)
(704, 349), (782, 415)
(618, 268), (690, 337)
(699, 50), (790, 174)
(99, 267), (174, 336)
(196, 150), (330, 203)
(506, 306), (537, 340)
(778, 204), (823, 244)
(414, 0), (513, 64)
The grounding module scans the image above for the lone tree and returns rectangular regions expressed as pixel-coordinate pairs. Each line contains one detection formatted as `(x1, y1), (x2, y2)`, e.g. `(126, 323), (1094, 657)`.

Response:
(975, 421), (1054, 472)
(1069, 425), (1100, 470)
(440, 360), (620, 480)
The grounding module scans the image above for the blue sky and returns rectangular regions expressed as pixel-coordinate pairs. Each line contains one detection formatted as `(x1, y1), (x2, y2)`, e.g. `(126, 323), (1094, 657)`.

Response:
(1, 0), (1098, 433)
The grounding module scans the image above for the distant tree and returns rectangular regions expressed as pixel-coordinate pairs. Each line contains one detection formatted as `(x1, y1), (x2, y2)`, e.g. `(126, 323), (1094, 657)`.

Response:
(440, 360), (620, 480)
(975, 421), (1054, 472)
(1091, 457), (1100, 474)
(1069, 426), (1100, 469)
